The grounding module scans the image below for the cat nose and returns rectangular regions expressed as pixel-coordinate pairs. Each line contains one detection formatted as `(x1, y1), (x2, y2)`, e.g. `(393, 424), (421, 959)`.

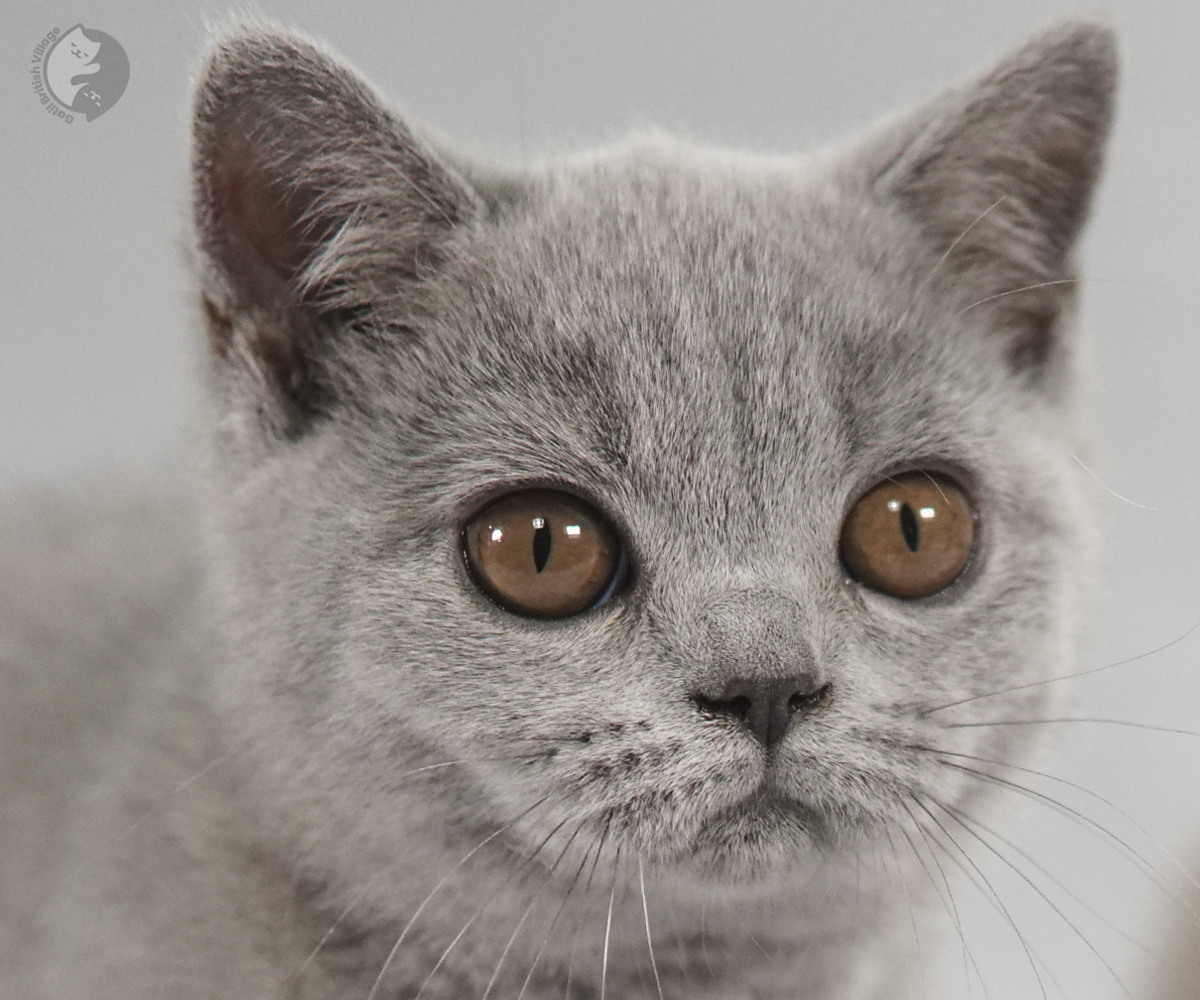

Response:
(692, 674), (831, 748)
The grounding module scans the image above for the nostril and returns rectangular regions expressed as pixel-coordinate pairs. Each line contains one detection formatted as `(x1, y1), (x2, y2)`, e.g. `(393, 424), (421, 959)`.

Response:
(693, 693), (753, 725)
(788, 682), (833, 716)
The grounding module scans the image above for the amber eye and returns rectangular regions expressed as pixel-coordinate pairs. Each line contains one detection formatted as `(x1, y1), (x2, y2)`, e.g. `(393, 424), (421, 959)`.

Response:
(463, 489), (626, 618)
(840, 472), (975, 599)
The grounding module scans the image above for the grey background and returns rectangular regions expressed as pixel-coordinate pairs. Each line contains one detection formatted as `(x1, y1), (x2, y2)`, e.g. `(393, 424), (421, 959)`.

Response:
(2, 2), (1198, 996)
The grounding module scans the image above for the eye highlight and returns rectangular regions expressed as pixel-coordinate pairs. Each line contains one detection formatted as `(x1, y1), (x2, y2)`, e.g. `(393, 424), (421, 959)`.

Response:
(463, 490), (626, 618)
(840, 472), (975, 599)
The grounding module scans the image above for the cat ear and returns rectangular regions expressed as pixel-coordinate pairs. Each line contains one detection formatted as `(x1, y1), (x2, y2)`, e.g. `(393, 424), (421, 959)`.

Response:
(191, 27), (479, 426)
(865, 22), (1117, 369)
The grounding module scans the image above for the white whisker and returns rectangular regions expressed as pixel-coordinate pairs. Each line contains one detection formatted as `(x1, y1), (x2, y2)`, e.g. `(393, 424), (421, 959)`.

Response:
(600, 880), (616, 1000)
(364, 795), (548, 1000)
(1072, 453), (1158, 510)
(923, 615), (1200, 713)
(956, 278), (1079, 316)
(638, 857), (665, 1000)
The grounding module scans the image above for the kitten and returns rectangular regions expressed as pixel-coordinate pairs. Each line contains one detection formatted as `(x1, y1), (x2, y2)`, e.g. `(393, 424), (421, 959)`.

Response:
(0, 19), (1117, 1000)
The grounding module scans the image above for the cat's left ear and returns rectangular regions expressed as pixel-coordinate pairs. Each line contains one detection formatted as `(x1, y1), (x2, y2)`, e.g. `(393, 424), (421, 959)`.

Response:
(191, 27), (482, 434)
(862, 22), (1117, 369)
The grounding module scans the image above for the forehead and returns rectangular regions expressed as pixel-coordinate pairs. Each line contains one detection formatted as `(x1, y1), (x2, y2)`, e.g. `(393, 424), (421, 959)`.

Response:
(396, 153), (1017, 546)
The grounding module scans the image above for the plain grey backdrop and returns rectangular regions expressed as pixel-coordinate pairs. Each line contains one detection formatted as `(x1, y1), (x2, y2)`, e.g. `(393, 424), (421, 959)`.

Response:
(2, 2), (1198, 997)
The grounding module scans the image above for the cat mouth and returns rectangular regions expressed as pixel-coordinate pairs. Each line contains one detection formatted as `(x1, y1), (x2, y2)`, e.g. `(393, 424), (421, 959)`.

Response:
(739, 784), (824, 826)
(666, 783), (833, 878)
(696, 781), (830, 849)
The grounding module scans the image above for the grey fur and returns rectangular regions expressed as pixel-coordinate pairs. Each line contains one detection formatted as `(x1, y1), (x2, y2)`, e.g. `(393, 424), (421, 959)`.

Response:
(1, 21), (1117, 999)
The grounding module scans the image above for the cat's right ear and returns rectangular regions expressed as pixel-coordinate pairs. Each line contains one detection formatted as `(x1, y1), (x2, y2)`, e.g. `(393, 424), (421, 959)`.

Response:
(191, 27), (479, 435)
(855, 22), (1117, 372)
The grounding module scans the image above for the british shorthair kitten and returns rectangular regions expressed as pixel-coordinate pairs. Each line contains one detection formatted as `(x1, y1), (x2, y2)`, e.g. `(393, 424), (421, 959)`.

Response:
(0, 20), (1118, 1000)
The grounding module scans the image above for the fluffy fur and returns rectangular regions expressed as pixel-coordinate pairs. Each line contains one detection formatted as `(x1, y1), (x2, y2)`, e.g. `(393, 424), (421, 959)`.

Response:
(1, 21), (1116, 999)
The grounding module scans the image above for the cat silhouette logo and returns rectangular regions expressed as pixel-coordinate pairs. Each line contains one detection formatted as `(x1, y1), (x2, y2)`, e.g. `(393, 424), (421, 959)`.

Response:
(40, 24), (129, 122)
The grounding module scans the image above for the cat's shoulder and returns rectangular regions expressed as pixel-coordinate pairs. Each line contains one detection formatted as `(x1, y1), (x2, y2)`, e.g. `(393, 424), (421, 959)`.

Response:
(0, 475), (204, 735)
(0, 477), (215, 987)
(0, 478), (353, 1000)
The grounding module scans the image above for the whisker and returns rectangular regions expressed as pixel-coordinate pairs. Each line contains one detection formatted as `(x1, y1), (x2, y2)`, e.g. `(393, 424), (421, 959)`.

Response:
(911, 795), (1050, 1000)
(562, 900), (587, 1000)
(882, 826), (924, 964)
(719, 891), (772, 959)
(945, 791), (1162, 955)
(922, 616), (1200, 714)
(1072, 453), (1158, 510)
(933, 759), (1186, 911)
(899, 802), (991, 999)
(931, 796), (1135, 999)
(583, 810), (614, 894)
(870, 830), (929, 998)
(557, 810), (612, 999)
(412, 900), (486, 1000)
(954, 273), (1177, 319)
(516, 827), (600, 1000)
(364, 794), (549, 1000)
(411, 808), (579, 1000)
(943, 716), (1200, 737)
(700, 892), (715, 978)
(908, 195), (1010, 304)
(638, 857), (666, 1000)
(297, 873), (383, 978)
(480, 817), (589, 1000)
(877, 469), (952, 508)
(913, 743), (1200, 899)
(920, 469), (951, 506)
(599, 873), (617, 1000)
(654, 882), (692, 985)
(956, 278), (1079, 316)
(391, 758), (512, 778)
(60, 750), (234, 884)
(171, 751), (232, 791)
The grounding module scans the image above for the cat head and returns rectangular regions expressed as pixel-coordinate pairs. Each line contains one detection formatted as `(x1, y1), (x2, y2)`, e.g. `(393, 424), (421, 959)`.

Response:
(191, 23), (1114, 887)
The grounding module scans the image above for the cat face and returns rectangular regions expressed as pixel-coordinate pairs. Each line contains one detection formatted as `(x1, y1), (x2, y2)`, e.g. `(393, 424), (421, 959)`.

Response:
(193, 26), (1112, 890)
(64, 27), (100, 63)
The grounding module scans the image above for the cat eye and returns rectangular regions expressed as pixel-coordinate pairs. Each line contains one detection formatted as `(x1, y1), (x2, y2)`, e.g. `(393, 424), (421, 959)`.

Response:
(840, 472), (975, 599)
(463, 490), (627, 618)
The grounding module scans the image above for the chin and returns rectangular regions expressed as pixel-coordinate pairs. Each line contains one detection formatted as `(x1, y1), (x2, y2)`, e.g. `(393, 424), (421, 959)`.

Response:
(646, 788), (833, 884)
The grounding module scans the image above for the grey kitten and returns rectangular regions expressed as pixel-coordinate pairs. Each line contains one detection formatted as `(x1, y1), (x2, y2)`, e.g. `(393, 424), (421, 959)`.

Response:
(0, 20), (1116, 1000)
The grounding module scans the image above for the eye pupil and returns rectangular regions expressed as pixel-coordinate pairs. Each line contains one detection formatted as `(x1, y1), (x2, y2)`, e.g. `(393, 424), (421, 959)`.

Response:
(532, 521), (552, 573)
(899, 503), (920, 553)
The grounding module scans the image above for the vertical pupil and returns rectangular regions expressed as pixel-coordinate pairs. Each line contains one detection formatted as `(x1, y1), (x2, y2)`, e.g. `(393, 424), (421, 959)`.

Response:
(532, 519), (552, 572)
(899, 503), (920, 553)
